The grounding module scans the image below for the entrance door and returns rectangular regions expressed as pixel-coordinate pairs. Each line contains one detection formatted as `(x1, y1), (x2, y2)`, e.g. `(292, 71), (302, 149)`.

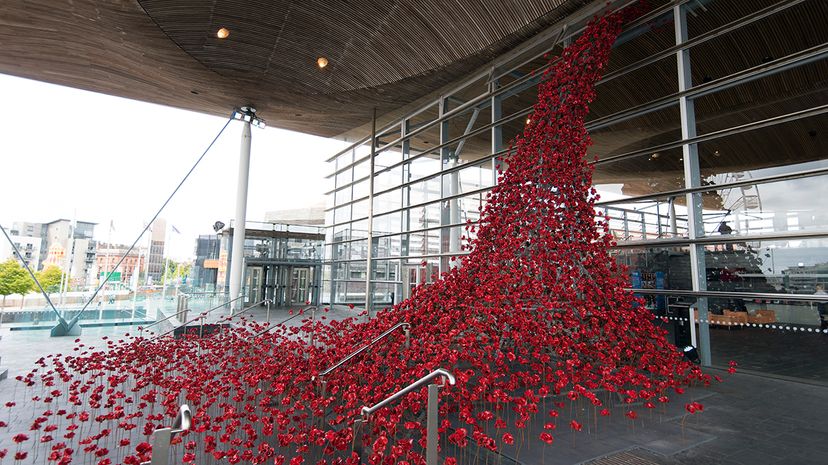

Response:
(245, 266), (264, 305)
(290, 267), (310, 305)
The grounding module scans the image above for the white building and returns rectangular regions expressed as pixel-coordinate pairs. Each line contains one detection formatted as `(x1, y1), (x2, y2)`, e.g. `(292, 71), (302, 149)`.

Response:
(0, 226), (42, 270)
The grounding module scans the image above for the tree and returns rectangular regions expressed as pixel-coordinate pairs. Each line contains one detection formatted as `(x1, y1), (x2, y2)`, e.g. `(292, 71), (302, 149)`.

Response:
(163, 259), (192, 283)
(36, 265), (64, 293)
(0, 258), (34, 308)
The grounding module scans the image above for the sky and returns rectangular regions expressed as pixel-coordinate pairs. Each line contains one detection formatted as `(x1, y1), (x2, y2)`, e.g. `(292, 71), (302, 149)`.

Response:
(0, 73), (348, 260)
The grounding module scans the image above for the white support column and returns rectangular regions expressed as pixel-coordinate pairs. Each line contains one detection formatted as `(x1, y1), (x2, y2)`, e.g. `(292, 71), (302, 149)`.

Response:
(229, 121), (252, 312)
(675, 4), (711, 365)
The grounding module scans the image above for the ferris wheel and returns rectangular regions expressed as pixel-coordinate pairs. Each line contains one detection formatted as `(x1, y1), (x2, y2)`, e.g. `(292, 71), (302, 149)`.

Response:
(707, 171), (764, 235)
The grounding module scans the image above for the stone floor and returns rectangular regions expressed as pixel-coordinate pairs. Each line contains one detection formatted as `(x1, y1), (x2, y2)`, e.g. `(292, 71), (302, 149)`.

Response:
(1, 307), (826, 465)
(660, 321), (828, 383)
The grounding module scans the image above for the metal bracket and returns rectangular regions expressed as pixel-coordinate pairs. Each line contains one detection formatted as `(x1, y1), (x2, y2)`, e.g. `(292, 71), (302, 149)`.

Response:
(232, 106), (266, 129)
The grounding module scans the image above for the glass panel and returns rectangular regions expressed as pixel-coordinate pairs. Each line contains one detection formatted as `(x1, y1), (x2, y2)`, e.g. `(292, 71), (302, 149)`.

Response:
(591, 56), (678, 120)
(611, 245), (693, 291)
(352, 178), (369, 200)
(699, 173), (828, 238)
(408, 155), (441, 183)
(373, 188), (402, 216)
(375, 148), (402, 172)
(408, 178), (442, 206)
(701, 237), (828, 295)
(589, 104), (682, 160)
(335, 168), (352, 188)
(708, 319), (828, 382)
(694, 60), (828, 134)
(375, 165), (403, 191)
(593, 146), (685, 199)
(373, 211), (402, 236)
(334, 205), (351, 225)
(334, 185), (352, 205)
(353, 158), (370, 181)
(351, 198), (369, 220)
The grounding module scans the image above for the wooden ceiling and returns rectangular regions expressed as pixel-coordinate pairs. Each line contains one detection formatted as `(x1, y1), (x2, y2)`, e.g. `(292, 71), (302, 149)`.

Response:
(0, 0), (589, 138)
(1, 0), (824, 201)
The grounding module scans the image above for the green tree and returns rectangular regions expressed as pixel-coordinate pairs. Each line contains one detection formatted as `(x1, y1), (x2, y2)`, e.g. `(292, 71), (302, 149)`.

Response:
(0, 259), (34, 308)
(36, 265), (64, 293)
(163, 259), (192, 282)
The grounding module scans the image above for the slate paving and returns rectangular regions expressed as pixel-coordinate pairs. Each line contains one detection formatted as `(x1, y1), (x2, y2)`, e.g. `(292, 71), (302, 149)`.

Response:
(1, 306), (826, 465)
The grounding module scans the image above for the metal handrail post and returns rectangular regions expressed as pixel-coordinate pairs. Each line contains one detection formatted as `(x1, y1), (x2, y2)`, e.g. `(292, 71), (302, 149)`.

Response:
(141, 404), (191, 465)
(309, 306), (316, 349)
(360, 369), (455, 465)
(426, 383), (439, 465)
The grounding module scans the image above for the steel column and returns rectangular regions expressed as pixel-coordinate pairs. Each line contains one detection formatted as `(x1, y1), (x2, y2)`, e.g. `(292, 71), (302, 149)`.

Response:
(675, 4), (711, 365)
(229, 121), (252, 312)
(364, 109), (377, 318)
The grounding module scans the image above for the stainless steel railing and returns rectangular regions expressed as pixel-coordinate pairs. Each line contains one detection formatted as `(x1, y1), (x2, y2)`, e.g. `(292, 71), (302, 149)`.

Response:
(360, 369), (455, 465)
(317, 321), (410, 379)
(141, 404), (191, 465)
(247, 305), (316, 340)
(139, 295), (243, 337)
(146, 298), (267, 342)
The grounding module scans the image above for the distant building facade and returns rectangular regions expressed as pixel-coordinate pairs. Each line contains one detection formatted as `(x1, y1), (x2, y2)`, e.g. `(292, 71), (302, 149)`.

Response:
(146, 218), (167, 284)
(9, 219), (97, 287)
(42, 219), (97, 287)
(0, 226), (42, 270)
(95, 243), (145, 286)
(265, 203), (325, 226)
(192, 234), (221, 290)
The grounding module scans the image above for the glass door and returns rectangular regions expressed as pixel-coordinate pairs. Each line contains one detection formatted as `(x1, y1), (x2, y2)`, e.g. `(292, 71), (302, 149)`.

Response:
(245, 266), (263, 305)
(290, 267), (310, 304)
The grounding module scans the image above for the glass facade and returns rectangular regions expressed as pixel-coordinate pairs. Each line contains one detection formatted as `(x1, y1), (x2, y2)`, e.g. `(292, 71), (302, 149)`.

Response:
(324, 0), (828, 380)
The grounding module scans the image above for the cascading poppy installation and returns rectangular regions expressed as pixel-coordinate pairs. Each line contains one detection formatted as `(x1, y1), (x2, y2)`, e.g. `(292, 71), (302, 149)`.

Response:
(1, 3), (733, 465)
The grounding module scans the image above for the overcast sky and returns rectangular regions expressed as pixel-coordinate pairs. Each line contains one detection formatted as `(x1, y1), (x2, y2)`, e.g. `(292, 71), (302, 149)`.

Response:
(0, 73), (348, 260)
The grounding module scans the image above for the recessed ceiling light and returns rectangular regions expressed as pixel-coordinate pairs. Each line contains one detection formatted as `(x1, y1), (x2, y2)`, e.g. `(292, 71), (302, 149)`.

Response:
(217, 27), (230, 39)
(317, 57), (329, 69)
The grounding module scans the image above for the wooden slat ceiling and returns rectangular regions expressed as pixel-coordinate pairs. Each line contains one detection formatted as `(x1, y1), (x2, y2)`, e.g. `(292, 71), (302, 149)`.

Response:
(0, 0), (824, 202)
(0, 0), (588, 138)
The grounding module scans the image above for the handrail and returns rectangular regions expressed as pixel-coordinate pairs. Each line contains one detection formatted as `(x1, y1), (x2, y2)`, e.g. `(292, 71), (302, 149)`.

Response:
(247, 306), (315, 339)
(140, 295), (239, 334)
(361, 368), (455, 418)
(146, 298), (263, 342)
(140, 404), (192, 465)
(222, 299), (270, 321)
(318, 321), (410, 378)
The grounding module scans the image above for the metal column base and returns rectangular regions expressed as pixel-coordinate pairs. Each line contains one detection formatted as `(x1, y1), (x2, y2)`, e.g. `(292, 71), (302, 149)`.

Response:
(50, 320), (82, 337)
